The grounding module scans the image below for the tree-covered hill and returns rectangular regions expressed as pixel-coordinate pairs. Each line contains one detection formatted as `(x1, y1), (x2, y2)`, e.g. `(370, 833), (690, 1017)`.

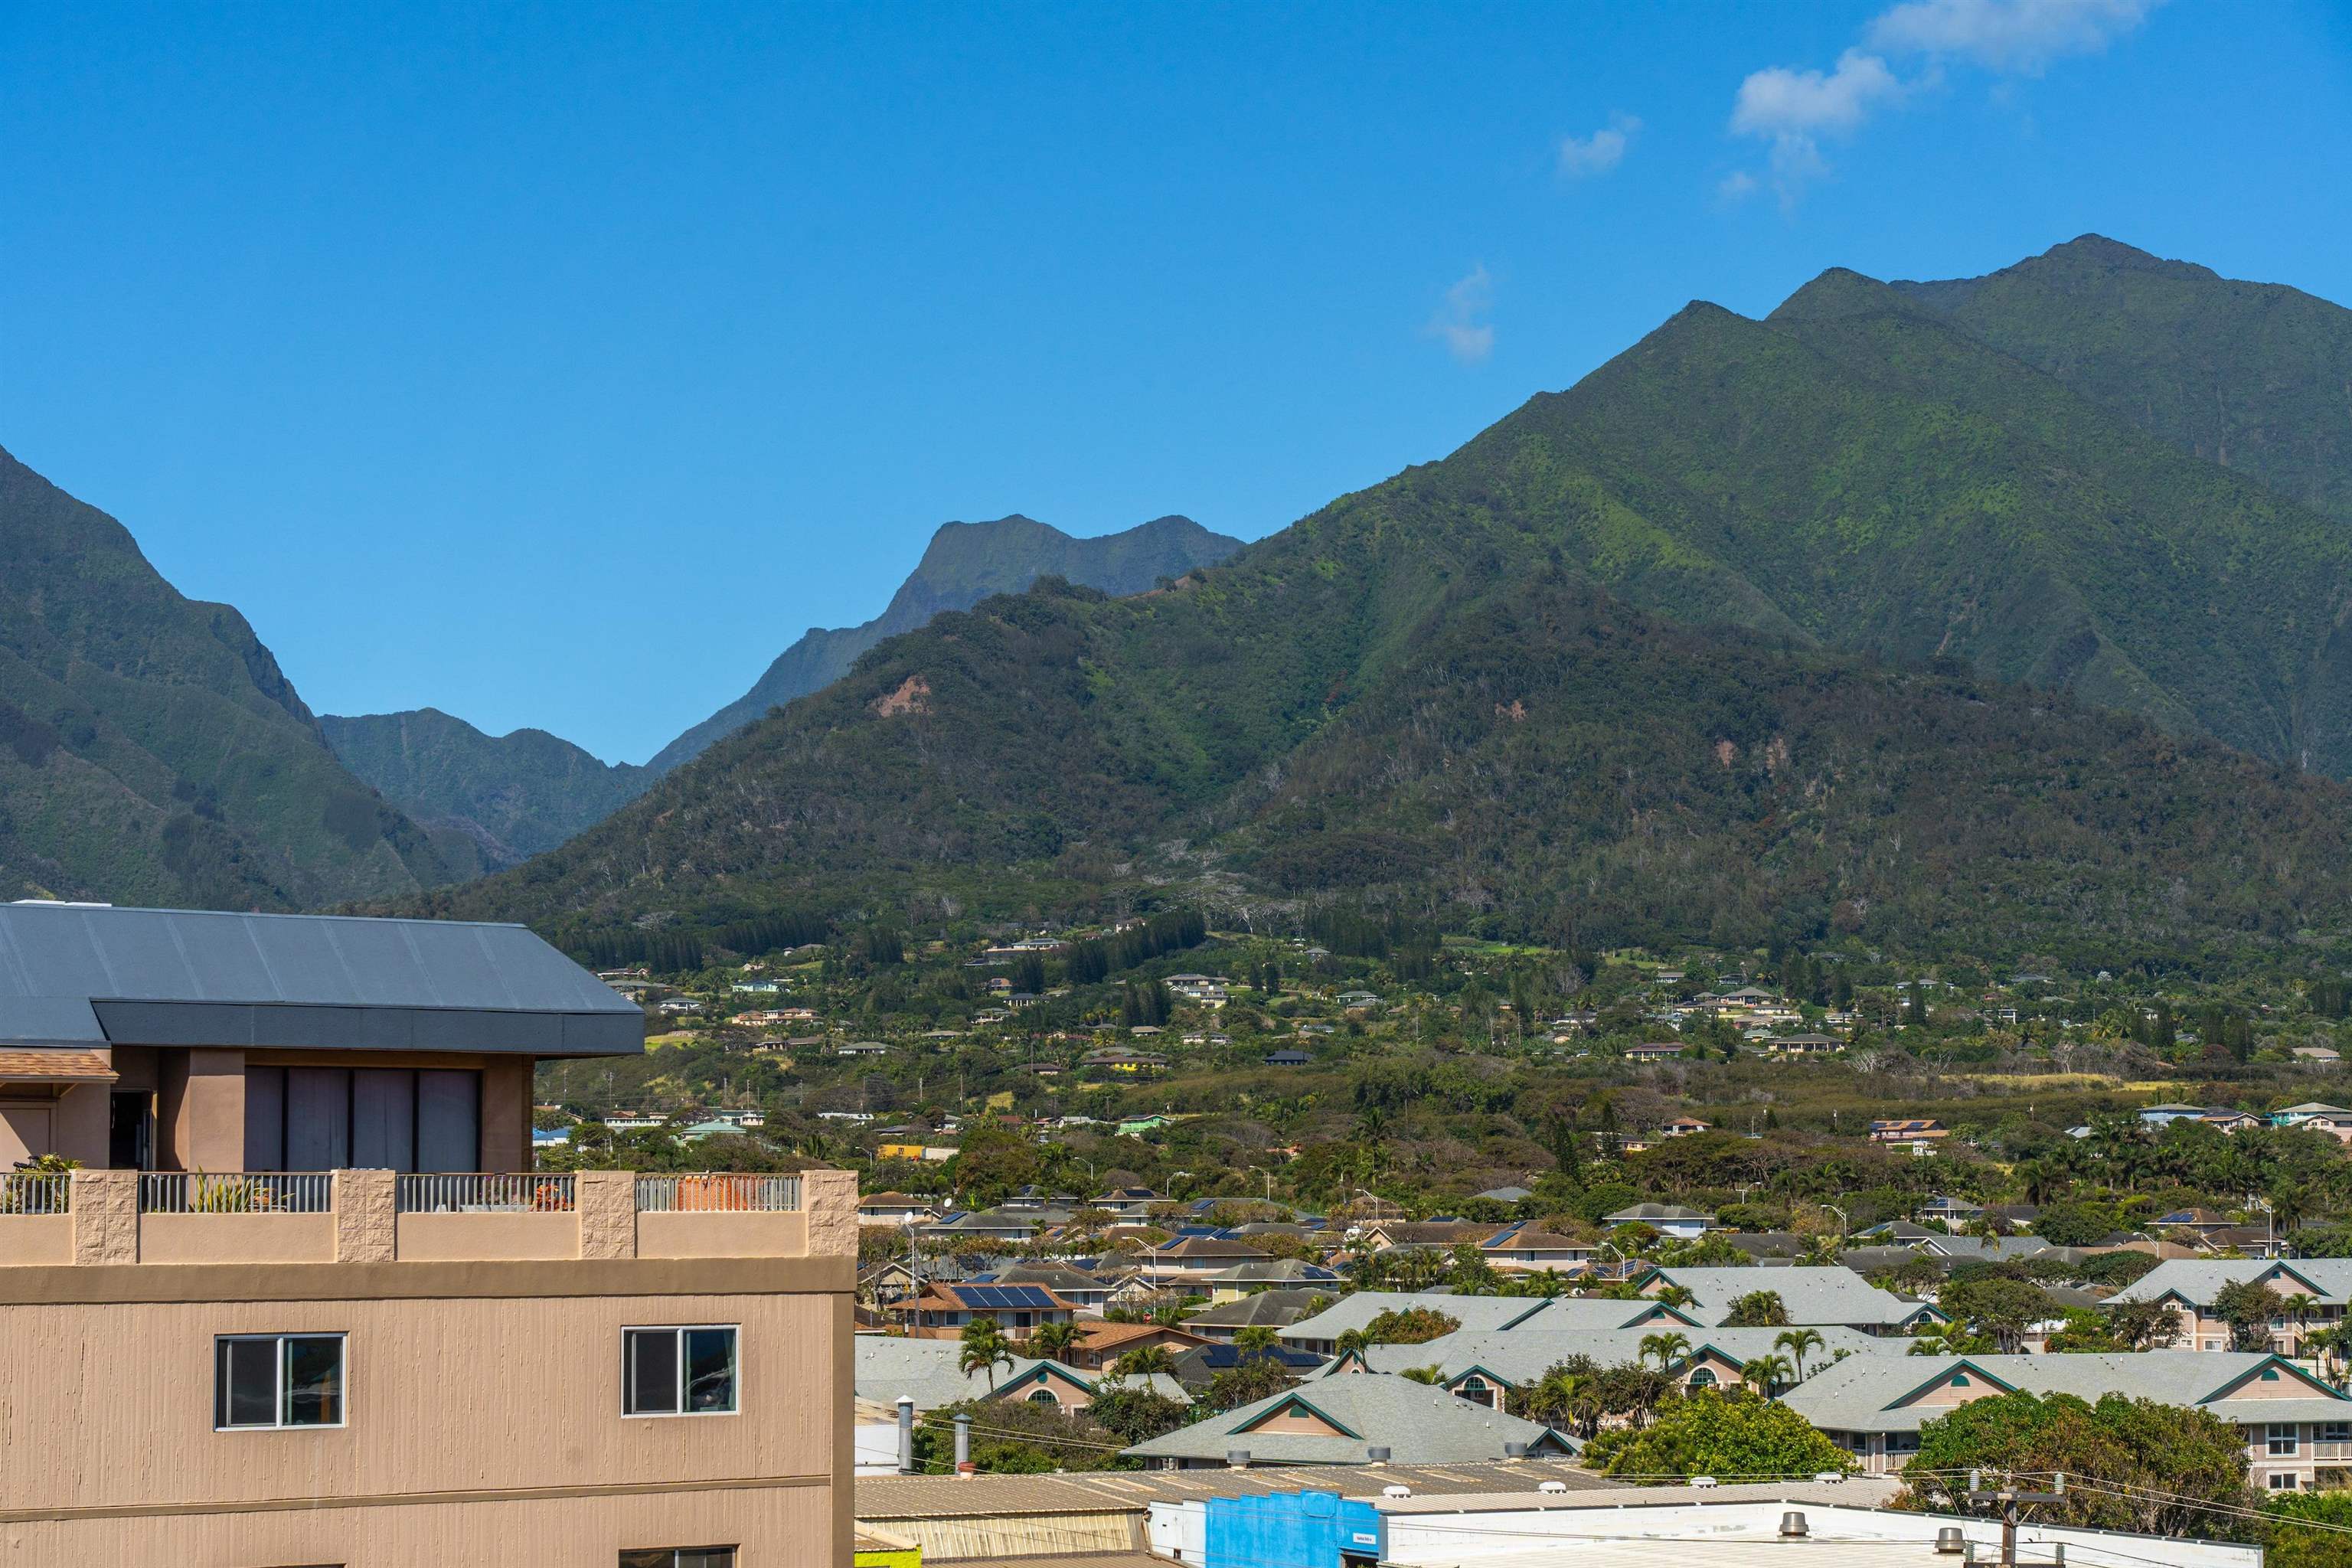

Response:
(1894, 234), (2352, 530)
(645, 511), (1242, 775)
(395, 238), (2352, 962)
(320, 708), (648, 867)
(0, 446), (479, 907)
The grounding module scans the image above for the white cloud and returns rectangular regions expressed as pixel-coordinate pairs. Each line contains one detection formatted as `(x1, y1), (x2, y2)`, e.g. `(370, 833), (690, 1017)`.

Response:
(1427, 266), (1494, 364)
(1717, 170), (1760, 203)
(1559, 114), (1642, 178)
(1867, 0), (2158, 73)
(1728, 49), (1904, 199)
(1720, 0), (2158, 201)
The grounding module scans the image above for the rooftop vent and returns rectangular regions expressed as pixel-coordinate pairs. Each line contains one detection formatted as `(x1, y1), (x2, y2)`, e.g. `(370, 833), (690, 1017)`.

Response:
(1934, 1527), (1968, 1555)
(1366, 1446), (1392, 1463)
(1780, 1512), (1809, 1540)
(1382, 1485), (1413, 1500)
(1226, 1451), (1250, 1469)
(1537, 1481), (1570, 1494)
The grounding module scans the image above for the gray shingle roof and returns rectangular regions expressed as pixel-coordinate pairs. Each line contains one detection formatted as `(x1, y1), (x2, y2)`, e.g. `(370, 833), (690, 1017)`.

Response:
(1640, 1266), (1921, 1328)
(1120, 1374), (1576, 1465)
(853, 1337), (1184, 1409)
(1779, 1351), (2350, 1435)
(1337, 1325), (1896, 1385)
(1278, 1291), (1553, 1345)
(2112, 1258), (2352, 1308)
(0, 902), (639, 1055)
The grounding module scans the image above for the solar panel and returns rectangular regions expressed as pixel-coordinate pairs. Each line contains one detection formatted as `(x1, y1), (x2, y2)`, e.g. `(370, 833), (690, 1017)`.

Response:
(959, 1285), (1055, 1309)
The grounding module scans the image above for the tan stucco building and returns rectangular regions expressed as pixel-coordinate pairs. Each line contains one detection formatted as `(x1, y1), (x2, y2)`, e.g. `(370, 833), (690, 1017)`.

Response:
(0, 903), (854, 1566)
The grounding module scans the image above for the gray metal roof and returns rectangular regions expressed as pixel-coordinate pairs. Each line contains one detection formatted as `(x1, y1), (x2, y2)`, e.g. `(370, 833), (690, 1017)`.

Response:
(1778, 1350), (2350, 1435)
(0, 903), (641, 1057)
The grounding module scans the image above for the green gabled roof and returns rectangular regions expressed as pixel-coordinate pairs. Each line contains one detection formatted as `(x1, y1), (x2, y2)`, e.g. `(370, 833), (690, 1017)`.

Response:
(1442, 1361), (1521, 1392)
(1885, 1358), (2018, 1409)
(2202, 1353), (2350, 1404)
(1236, 1391), (1364, 1440)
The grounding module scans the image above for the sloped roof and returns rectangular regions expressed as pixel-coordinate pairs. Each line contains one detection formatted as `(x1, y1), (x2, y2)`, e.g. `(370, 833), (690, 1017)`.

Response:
(0, 902), (639, 1056)
(2111, 1257), (2352, 1307)
(1279, 1291), (1553, 1344)
(853, 1338), (1185, 1409)
(1121, 1374), (1574, 1465)
(1780, 1351), (2347, 1435)
(1337, 1325), (1896, 1385)
(1181, 1288), (1332, 1330)
(1638, 1266), (1919, 1328)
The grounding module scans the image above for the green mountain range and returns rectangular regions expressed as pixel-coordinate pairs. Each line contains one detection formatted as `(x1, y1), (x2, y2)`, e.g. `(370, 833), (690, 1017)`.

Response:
(407, 238), (2352, 965)
(644, 512), (1243, 775)
(317, 710), (648, 867)
(322, 513), (1241, 862)
(0, 446), (480, 908)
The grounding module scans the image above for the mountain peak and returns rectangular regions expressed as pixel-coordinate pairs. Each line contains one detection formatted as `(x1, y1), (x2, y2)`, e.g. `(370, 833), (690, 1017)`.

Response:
(1766, 265), (1931, 325)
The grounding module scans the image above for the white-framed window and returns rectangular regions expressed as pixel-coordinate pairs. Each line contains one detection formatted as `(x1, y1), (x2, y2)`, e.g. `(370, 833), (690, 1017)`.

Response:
(622, 1325), (739, 1416)
(214, 1333), (346, 1430)
(2270, 1472), (2303, 1491)
(2323, 1422), (2352, 1444)
(2272, 1423), (2302, 1457)
(1027, 1387), (1060, 1405)
(619, 1550), (737, 1568)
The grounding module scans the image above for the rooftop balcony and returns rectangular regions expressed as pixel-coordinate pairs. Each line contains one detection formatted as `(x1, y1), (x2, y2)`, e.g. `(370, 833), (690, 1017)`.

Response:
(0, 1167), (853, 1267)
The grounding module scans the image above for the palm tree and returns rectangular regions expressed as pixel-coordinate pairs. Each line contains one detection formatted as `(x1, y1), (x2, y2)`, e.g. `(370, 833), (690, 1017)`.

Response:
(958, 1318), (1015, 1389)
(1113, 1344), (1178, 1378)
(1400, 1364), (1446, 1385)
(1775, 1328), (1826, 1382)
(1233, 1325), (1282, 1357)
(2282, 1293), (2321, 1354)
(1741, 1354), (1793, 1397)
(1655, 1284), (1698, 1310)
(1638, 1331), (1692, 1370)
(1029, 1320), (1083, 1361)
(1516, 1364), (1587, 1430)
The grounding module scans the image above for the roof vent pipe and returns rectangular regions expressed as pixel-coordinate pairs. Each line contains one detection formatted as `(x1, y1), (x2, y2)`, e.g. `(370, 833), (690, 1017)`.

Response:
(1934, 1527), (1968, 1555)
(1226, 1450), (1250, 1469)
(1780, 1511), (1809, 1540)
(1504, 1442), (1529, 1459)
(1367, 1446), (1392, 1463)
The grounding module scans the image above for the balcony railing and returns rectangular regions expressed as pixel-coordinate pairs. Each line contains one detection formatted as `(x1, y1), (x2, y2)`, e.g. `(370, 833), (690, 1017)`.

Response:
(139, 1172), (333, 1214)
(0, 1171), (70, 1216)
(636, 1173), (801, 1212)
(398, 1173), (577, 1213)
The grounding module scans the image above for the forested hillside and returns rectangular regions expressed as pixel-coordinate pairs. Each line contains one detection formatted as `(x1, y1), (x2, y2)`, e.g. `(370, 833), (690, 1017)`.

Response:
(645, 512), (1241, 774)
(0, 447), (479, 907)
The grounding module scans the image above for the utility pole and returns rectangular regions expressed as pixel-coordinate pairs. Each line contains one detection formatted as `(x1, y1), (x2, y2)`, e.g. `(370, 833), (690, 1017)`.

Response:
(1965, 1470), (2064, 1566)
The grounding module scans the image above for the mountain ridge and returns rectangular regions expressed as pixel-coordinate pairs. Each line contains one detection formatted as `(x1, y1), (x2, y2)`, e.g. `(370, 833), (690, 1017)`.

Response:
(643, 511), (1242, 774)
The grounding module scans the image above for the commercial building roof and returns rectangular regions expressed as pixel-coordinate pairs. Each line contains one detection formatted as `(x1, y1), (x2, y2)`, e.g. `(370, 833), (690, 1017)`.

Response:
(853, 1459), (1621, 1520)
(0, 902), (641, 1056)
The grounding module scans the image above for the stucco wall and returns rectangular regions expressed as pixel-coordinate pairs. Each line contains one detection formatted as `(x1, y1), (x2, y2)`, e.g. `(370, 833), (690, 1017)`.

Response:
(0, 1475), (832, 1567)
(0, 1289), (838, 1513)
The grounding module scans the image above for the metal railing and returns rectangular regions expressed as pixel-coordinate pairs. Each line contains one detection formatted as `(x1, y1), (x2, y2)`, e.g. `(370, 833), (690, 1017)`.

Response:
(636, 1173), (801, 1213)
(0, 1171), (70, 1216)
(398, 1173), (577, 1214)
(139, 1172), (332, 1214)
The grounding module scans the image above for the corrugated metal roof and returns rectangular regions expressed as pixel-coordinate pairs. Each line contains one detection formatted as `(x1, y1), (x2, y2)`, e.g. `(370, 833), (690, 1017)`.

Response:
(856, 1460), (1622, 1520)
(0, 903), (640, 1057)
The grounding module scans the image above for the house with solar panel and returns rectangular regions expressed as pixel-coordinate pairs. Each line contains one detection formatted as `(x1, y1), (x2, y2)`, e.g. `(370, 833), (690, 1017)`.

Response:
(884, 1281), (1084, 1340)
(0, 900), (858, 1566)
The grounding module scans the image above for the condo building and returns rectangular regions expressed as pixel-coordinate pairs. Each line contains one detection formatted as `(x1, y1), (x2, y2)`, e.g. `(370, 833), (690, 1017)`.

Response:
(0, 901), (852, 1567)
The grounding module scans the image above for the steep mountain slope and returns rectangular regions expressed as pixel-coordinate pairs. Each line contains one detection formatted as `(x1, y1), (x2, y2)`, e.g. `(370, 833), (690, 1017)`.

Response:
(319, 709), (648, 867)
(0, 446), (479, 907)
(410, 240), (2352, 963)
(1894, 236), (2352, 528)
(645, 513), (1241, 774)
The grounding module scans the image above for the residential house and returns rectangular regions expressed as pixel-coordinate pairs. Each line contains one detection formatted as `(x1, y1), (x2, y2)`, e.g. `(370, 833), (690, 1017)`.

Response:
(1263, 1049), (1312, 1067)
(1063, 1320), (1214, 1372)
(1782, 1351), (2352, 1491)
(1601, 1204), (1720, 1239)
(1764, 1034), (1843, 1057)
(972, 1263), (1119, 1315)
(1622, 1041), (1687, 1062)
(884, 1283), (1080, 1341)
(1277, 1291), (1557, 1357)
(1633, 1266), (1933, 1333)
(1182, 1287), (1333, 1343)
(1334, 1323), (1895, 1406)
(1169, 1342), (1330, 1392)
(1659, 1117), (1711, 1138)
(1083, 1050), (1168, 1073)
(2140, 1102), (2211, 1127)
(1868, 1119), (1949, 1155)
(1138, 1236), (1275, 1286)
(1120, 1377), (1576, 1469)
(2275, 1103), (2352, 1142)
(2112, 1259), (2352, 1353)
(1088, 1186), (1165, 1219)
(1198, 1258), (1342, 1298)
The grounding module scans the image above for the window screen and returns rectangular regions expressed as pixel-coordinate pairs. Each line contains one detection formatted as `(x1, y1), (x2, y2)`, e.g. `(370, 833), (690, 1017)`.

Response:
(216, 1334), (345, 1429)
(623, 1326), (737, 1416)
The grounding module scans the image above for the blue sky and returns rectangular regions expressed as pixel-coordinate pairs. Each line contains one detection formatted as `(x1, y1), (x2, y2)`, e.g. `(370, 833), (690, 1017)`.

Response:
(5, 2), (2349, 764)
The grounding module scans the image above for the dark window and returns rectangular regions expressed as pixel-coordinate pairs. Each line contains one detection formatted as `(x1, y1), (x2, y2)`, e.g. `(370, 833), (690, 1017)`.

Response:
(619, 1551), (736, 1568)
(623, 1326), (738, 1416)
(216, 1334), (345, 1429)
(243, 1066), (479, 1173)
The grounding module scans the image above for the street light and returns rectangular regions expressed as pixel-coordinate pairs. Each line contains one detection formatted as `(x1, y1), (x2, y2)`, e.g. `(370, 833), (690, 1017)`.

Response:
(1822, 1203), (1849, 1240)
